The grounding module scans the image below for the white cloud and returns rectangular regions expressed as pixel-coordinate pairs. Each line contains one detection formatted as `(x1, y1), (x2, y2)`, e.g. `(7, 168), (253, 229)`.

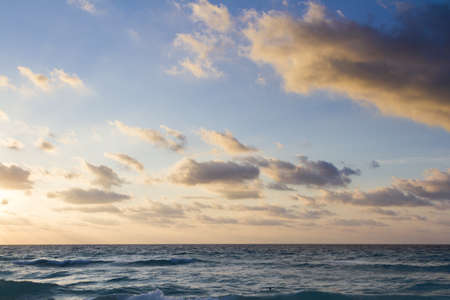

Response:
(200, 128), (257, 155)
(17, 66), (85, 92)
(67, 0), (97, 14)
(18, 66), (51, 92)
(0, 76), (16, 90)
(84, 161), (126, 189)
(51, 69), (85, 89)
(1, 138), (24, 151)
(189, 0), (231, 32)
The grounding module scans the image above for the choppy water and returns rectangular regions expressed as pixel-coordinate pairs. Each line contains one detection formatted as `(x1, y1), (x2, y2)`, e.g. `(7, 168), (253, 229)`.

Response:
(0, 245), (449, 300)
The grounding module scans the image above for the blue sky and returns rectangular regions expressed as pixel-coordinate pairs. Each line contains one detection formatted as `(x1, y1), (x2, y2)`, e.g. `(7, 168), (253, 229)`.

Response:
(0, 0), (449, 244)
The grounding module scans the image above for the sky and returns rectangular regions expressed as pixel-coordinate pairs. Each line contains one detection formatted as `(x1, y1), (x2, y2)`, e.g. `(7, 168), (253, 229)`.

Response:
(0, 0), (449, 244)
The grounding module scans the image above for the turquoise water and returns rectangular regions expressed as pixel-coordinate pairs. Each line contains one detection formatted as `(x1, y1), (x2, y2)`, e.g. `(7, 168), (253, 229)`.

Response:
(0, 245), (449, 299)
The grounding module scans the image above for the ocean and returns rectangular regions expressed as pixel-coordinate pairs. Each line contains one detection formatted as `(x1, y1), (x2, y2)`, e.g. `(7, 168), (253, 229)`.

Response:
(0, 245), (449, 300)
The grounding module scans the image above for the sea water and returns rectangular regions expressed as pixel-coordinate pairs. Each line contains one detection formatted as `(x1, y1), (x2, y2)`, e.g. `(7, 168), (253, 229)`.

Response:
(0, 244), (449, 299)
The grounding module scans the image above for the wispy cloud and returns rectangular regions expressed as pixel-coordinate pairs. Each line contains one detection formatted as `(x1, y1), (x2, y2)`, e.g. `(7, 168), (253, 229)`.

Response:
(111, 121), (186, 153)
(67, 0), (97, 14)
(200, 128), (257, 155)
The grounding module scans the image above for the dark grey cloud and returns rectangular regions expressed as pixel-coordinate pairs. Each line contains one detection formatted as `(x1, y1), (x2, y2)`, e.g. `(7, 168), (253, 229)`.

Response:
(169, 158), (259, 185)
(369, 208), (398, 216)
(168, 158), (262, 199)
(265, 182), (295, 191)
(370, 160), (380, 169)
(332, 218), (387, 227)
(0, 163), (33, 190)
(242, 156), (360, 187)
(47, 188), (130, 204)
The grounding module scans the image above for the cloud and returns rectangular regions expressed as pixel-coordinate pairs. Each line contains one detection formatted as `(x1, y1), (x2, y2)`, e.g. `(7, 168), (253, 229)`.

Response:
(230, 204), (333, 220)
(0, 76), (16, 90)
(48, 188), (130, 204)
(243, 155), (360, 187)
(82, 217), (120, 226)
(160, 124), (186, 143)
(322, 187), (432, 207)
(171, 33), (223, 78)
(1, 138), (23, 150)
(67, 0), (97, 14)
(55, 205), (121, 214)
(0, 109), (8, 121)
(189, 0), (231, 32)
(17, 66), (85, 92)
(265, 182), (295, 191)
(18, 66), (50, 91)
(51, 69), (85, 89)
(127, 29), (141, 43)
(394, 168), (450, 201)
(243, 2), (450, 131)
(124, 201), (186, 223)
(0, 163), (33, 190)
(111, 121), (186, 153)
(169, 0), (233, 78)
(369, 208), (398, 216)
(197, 215), (238, 224)
(85, 161), (125, 189)
(36, 138), (56, 153)
(58, 130), (78, 145)
(169, 158), (259, 185)
(168, 158), (261, 199)
(370, 160), (380, 169)
(291, 193), (324, 208)
(243, 218), (290, 227)
(332, 218), (387, 227)
(200, 128), (257, 154)
(322, 168), (450, 208)
(105, 153), (144, 172)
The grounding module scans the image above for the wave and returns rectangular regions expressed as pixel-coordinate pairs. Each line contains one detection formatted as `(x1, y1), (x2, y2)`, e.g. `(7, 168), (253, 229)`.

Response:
(90, 289), (449, 300)
(347, 263), (450, 273)
(123, 258), (202, 267)
(40, 270), (71, 279)
(293, 262), (450, 273)
(14, 258), (108, 267)
(0, 279), (60, 299)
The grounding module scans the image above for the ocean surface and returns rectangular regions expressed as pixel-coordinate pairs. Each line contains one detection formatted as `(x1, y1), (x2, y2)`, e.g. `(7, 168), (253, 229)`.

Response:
(0, 245), (449, 300)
